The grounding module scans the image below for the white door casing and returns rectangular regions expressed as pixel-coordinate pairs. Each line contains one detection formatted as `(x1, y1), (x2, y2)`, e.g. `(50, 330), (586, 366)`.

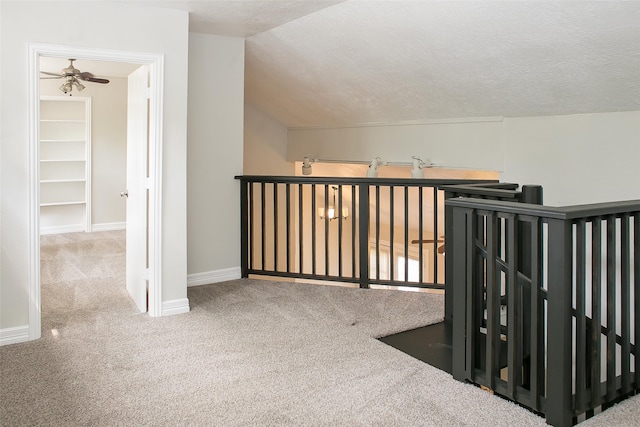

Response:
(126, 65), (149, 313)
(27, 43), (165, 340)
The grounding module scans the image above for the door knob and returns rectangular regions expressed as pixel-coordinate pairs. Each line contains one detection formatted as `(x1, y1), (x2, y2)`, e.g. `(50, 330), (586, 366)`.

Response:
(120, 190), (129, 198)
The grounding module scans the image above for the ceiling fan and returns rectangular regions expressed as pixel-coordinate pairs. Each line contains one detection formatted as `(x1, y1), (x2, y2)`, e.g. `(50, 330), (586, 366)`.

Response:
(411, 236), (445, 254)
(40, 59), (110, 94)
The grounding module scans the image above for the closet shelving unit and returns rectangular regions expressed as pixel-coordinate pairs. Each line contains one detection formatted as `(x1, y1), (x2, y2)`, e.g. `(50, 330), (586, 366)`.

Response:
(39, 95), (91, 234)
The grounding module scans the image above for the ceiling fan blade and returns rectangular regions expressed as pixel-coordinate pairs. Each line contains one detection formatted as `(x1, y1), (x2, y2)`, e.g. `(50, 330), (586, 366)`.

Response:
(40, 71), (63, 77)
(78, 72), (109, 84)
(40, 76), (64, 79)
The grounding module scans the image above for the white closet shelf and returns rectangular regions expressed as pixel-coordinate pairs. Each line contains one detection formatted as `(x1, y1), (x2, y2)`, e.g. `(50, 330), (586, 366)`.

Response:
(40, 139), (85, 143)
(40, 119), (85, 123)
(40, 95), (91, 234)
(40, 179), (86, 183)
(40, 201), (86, 207)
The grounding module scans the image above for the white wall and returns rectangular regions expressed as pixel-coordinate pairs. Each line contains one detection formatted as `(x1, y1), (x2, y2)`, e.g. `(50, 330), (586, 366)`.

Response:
(0, 1), (189, 335)
(501, 111), (640, 205)
(244, 104), (293, 175)
(287, 112), (640, 206)
(40, 76), (127, 228)
(187, 33), (245, 277)
(288, 118), (504, 171)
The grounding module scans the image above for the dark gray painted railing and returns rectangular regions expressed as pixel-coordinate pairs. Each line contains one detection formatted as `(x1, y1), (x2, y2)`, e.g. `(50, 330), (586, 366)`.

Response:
(442, 183), (544, 322)
(235, 176), (497, 291)
(447, 197), (640, 427)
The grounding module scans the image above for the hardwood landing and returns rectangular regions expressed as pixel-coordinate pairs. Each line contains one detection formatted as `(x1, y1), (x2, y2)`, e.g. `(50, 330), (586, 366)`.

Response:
(378, 321), (452, 374)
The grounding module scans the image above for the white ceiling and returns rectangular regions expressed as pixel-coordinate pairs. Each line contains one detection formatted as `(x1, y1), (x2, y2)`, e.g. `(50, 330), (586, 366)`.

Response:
(52, 1), (640, 128)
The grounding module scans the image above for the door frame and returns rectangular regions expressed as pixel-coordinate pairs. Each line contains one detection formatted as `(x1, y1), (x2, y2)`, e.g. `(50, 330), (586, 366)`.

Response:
(28, 43), (165, 339)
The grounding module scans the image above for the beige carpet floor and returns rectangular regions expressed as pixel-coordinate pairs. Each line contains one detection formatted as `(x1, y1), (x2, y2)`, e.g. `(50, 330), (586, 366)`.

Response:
(0, 231), (638, 426)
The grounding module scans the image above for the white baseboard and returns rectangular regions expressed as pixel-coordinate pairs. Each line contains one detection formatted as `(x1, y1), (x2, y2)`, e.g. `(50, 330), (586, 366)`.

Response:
(40, 224), (84, 235)
(162, 298), (190, 316)
(187, 267), (242, 287)
(92, 222), (126, 232)
(0, 325), (30, 346)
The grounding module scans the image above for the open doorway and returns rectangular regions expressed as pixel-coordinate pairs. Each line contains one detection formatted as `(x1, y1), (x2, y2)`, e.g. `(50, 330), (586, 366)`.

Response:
(38, 57), (137, 327)
(28, 43), (165, 341)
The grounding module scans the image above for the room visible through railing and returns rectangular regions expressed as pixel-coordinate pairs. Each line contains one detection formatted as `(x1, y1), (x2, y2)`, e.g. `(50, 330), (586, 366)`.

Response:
(235, 175), (498, 290)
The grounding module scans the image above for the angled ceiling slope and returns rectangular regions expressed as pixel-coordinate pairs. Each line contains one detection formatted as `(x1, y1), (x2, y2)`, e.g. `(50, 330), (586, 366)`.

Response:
(141, 1), (640, 128)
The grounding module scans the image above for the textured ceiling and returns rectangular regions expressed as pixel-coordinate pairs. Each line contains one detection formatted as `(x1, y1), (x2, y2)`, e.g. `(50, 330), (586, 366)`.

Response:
(243, 1), (640, 127)
(102, 1), (640, 127)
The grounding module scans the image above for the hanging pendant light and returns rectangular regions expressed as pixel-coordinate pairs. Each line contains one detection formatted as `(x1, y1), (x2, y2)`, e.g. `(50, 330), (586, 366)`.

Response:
(318, 186), (348, 221)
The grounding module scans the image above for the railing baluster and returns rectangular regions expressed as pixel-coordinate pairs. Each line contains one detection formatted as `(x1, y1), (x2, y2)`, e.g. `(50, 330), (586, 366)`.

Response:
(376, 185), (380, 281)
(286, 183), (291, 273)
(298, 184), (304, 274)
(273, 183), (278, 271)
(485, 212), (499, 390)
(620, 213), (631, 395)
(506, 213), (520, 400)
(240, 181), (249, 277)
(575, 219), (587, 412)
(404, 185), (409, 283)
(433, 187), (439, 284)
(606, 215), (617, 400)
(591, 218), (602, 409)
(390, 186), (395, 281)
(324, 184), (329, 276)
(529, 217), (541, 411)
(358, 183), (370, 288)
(338, 185), (343, 277)
(634, 213), (640, 390)
(261, 182), (266, 271)
(311, 184), (316, 275)
(418, 186), (424, 283)
(351, 185), (356, 279)
(249, 183), (254, 272)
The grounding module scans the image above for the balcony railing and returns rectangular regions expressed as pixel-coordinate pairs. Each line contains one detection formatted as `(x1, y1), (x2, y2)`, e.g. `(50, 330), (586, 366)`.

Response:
(447, 197), (640, 426)
(236, 175), (498, 291)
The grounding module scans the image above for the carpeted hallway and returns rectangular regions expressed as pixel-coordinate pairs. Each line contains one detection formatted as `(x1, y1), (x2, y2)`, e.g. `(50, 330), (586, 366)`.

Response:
(0, 231), (638, 426)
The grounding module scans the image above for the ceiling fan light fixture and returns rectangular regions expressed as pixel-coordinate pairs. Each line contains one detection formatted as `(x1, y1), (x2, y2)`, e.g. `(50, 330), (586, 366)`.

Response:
(59, 82), (73, 94)
(43, 59), (110, 94)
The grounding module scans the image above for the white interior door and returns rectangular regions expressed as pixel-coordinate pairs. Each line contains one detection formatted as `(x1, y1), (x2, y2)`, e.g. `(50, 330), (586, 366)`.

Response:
(126, 65), (149, 312)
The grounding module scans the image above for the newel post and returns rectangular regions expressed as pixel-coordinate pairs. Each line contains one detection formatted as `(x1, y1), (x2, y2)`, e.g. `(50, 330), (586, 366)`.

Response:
(239, 178), (249, 278)
(545, 216), (573, 427)
(358, 182), (370, 289)
(451, 205), (474, 382)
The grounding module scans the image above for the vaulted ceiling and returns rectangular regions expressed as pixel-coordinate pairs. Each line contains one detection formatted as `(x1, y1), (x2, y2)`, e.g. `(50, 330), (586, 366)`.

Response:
(78, 1), (640, 128)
